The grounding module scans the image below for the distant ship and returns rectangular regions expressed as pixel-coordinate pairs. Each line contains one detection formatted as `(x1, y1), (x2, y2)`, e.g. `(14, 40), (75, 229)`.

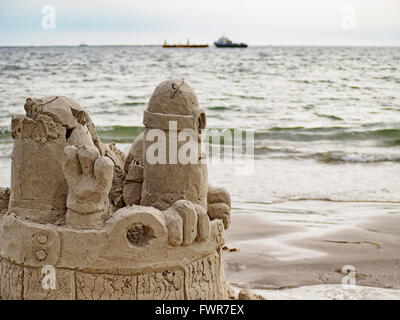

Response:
(79, 43), (88, 47)
(162, 40), (209, 48)
(214, 37), (247, 48)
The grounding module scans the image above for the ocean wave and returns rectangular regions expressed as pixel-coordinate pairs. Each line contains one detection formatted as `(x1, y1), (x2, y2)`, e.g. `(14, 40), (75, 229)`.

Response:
(225, 93), (265, 100)
(254, 146), (301, 156)
(0, 127), (12, 143)
(314, 113), (343, 121)
(2, 123), (400, 141)
(208, 105), (241, 111)
(1, 65), (22, 71)
(254, 127), (400, 142)
(120, 102), (146, 106)
(0, 146), (12, 158)
(374, 75), (400, 83)
(254, 148), (400, 164)
(126, 95), (148, 100)
(314, 151), (400, 163)
(2, 124), (400, 163)
(97, 125), (144, 143)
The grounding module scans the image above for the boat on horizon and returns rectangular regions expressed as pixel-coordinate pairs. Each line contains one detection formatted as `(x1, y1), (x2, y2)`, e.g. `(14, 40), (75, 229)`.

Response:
(162, 40), (209, 48)
(214, 37), (247, 48)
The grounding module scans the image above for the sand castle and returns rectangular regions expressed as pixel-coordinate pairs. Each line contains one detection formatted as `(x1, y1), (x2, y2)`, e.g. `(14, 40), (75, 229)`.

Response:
(0, 80), (238, 300)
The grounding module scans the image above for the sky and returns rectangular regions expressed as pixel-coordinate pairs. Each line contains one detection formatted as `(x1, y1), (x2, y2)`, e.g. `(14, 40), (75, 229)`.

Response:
(0, 0), (399, 46)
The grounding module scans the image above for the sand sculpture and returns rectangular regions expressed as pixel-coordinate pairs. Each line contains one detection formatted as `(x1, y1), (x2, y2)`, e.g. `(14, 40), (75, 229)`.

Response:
(0, 79), (244, 300)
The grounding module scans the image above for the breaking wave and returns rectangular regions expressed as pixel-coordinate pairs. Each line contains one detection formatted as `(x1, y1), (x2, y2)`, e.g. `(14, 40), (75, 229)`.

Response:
(313, 151), (400, 163)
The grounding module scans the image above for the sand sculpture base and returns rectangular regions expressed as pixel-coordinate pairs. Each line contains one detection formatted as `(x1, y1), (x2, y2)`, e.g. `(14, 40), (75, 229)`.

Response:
(0, 206), (229, 300)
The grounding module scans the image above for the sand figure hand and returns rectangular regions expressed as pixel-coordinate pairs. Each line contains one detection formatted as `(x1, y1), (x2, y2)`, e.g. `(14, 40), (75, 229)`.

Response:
(62, 145), (114, 222)
(207, 185), (231, 229)
(163, 200), (211, 246)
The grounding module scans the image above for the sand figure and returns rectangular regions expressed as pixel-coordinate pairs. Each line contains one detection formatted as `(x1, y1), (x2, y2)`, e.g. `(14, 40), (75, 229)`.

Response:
(62, 145), (114, 229)
(0, 79), (256, 300)
(8, 97), (125, 225)
(124, 79), (231, 229)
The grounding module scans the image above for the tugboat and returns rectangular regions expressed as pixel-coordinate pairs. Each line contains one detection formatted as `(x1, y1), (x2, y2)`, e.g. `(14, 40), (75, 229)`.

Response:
(214, 37), (247, 48)
(162, 39), (209, 48)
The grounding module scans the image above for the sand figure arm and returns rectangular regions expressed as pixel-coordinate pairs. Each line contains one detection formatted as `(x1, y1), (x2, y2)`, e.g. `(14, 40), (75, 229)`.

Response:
(207, 185), (231, 229)
(62, 145), (114, 228)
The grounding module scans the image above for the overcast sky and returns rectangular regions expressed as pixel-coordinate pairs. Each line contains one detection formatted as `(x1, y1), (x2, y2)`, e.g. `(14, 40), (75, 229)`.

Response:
(0, 0), (399, 46)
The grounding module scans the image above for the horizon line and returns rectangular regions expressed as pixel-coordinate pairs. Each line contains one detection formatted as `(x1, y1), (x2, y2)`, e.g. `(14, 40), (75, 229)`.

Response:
(1, 44), (400, 48)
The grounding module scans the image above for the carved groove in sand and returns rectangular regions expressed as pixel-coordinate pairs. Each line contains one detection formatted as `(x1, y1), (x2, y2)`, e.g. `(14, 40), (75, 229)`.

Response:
(0, 80), (234, 300)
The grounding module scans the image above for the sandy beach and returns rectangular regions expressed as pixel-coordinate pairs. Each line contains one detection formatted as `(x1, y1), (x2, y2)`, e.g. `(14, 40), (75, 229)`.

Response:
(224, 200), (400, 298)
(232, 284), (400, 300)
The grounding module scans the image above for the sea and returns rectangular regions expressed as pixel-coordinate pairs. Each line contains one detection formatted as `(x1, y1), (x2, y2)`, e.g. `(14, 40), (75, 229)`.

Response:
(1, 46), (400, 295)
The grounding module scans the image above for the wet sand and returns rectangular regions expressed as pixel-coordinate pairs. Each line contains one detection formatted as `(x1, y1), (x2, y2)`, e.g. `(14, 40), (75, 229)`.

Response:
(232, 284), (400, 300)
(224, 200), (400, 295)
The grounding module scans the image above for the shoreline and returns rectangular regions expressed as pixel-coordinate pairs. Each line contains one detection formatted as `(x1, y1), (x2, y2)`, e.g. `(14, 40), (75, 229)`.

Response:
(224, 201), (400, 292)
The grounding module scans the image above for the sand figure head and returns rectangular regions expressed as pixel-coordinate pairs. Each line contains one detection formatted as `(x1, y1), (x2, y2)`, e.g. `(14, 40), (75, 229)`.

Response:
(144, 79), (206, 132)
(148, 79), (199, 115)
